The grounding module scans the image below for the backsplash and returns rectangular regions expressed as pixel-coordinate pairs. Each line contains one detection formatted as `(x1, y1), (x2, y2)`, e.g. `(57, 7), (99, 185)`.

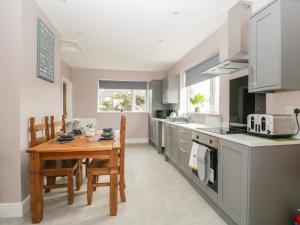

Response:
(183, 113), (222, 127)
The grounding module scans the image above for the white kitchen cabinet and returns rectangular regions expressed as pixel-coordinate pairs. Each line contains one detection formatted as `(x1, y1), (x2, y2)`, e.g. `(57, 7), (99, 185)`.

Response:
(249, 0), (300, 92)
(162, 75), (179, 104)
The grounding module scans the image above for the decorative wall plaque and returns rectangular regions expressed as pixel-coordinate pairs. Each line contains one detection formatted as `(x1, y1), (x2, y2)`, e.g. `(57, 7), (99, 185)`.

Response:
(37, 18), (55, 82)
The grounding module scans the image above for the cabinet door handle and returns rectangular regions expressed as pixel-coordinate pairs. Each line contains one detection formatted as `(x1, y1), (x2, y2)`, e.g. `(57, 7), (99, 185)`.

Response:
(180, 130), (187, 134)
(179, 139), (187, 144)
(179, 147), (187, 153)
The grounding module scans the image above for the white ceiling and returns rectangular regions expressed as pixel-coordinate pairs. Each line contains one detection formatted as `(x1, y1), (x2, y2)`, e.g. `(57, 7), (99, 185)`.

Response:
(35, 0), (241, 72)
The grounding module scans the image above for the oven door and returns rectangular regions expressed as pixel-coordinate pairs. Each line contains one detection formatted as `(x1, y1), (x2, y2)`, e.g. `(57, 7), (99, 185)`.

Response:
(192, 140), (218, 193)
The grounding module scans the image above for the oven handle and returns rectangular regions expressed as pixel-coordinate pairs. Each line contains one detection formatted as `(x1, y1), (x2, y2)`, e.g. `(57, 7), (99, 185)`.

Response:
(192, 139), (218, 152)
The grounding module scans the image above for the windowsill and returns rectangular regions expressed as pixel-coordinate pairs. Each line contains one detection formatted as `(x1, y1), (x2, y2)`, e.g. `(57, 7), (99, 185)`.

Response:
(97, 111), (149, 114)
(187, 112), (221, 116)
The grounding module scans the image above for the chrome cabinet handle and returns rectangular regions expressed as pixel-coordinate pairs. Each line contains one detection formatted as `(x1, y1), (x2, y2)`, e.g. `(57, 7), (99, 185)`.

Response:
(179, 147), (187, 153)
(179, 139), (187, 144)
(180, 129), (187, 134)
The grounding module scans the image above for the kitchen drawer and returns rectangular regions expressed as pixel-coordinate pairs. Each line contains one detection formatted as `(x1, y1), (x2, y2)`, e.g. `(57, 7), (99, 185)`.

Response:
(178, 145), (193, 179)
(177, 127), (192, 140)
(177, 137), (191, 148)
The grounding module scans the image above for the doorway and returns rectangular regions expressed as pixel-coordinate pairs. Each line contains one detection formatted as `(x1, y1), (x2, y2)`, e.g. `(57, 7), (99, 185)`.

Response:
(62, 78), (73, 119)
(63, 82), (67, 117)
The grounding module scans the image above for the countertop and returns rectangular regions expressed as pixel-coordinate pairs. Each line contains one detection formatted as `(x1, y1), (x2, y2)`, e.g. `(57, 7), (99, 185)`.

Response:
(151, 118), (300, 147)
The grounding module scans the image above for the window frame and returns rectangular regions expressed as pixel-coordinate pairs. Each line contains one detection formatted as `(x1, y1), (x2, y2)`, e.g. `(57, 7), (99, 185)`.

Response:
(186, 77), (220, 114)
(97, 88), (148, 113)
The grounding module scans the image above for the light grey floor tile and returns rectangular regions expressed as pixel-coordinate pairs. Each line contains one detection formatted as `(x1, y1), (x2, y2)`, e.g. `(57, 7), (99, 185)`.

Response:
(0, 144), (227, 225)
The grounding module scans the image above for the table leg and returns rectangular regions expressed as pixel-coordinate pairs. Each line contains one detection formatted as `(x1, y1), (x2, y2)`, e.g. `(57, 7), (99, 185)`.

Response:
(109, 149), (118, 216)
(30, 153), (44, 223)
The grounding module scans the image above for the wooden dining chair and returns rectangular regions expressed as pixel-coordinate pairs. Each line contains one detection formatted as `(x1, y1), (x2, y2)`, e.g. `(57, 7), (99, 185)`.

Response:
(29, 116), (81, 205)
(86, 115), (126, 205)
(49, 115), (83, 188)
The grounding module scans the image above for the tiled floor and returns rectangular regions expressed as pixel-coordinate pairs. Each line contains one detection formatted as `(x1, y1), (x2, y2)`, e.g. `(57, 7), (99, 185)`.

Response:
(1, 144), (226, 225)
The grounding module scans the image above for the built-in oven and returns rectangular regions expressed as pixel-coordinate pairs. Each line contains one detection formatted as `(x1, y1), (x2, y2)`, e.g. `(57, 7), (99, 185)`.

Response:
(192, 132), (218, 193)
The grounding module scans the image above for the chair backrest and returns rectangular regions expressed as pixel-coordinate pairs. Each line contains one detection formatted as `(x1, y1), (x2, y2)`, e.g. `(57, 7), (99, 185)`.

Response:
(119, 115), (126, 165)
(29, 116), (50, 147)
(50, 115), (66, 139)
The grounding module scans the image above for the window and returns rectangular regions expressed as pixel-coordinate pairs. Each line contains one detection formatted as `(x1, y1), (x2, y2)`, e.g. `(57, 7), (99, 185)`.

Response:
(187, 77), (219, 113)
(98, 81), (147, 112)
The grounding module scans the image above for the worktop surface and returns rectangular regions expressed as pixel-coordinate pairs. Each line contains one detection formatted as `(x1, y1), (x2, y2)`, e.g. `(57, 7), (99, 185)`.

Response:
(152, 118), (300, 147)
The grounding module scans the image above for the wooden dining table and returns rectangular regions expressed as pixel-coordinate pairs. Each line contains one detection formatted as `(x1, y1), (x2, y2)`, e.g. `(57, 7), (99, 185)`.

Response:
(26, 135), (120, 224)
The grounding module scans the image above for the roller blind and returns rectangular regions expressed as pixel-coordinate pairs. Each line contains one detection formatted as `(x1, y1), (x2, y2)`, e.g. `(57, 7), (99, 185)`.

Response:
(98, 80), (147, 90)
(185, 53), (220, 87)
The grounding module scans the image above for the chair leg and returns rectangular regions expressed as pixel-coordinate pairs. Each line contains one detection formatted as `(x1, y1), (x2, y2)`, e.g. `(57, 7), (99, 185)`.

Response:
(79, 160), (83, 185)
(45, 176), (56, 193)
(93, 176), (98, 191)
(87, 174), (93, 205)
(75, 166), (81, 191)
(67, 173), (74, 205)
(119, 171), (126, 202)
(85, 158), (90, 177)
(45, 177), (51, 193)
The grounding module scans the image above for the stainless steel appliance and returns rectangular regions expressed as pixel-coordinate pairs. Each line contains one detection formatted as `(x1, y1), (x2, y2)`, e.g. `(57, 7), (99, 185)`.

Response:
(192, 132), (218, 193)
(202, 1), (252, 75)
(247, 114), (294, 137)
(156, 110), (173, 119)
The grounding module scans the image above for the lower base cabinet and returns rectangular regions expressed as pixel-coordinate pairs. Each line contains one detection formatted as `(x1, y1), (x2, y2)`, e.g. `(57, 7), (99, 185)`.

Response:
(170, 125), (179, 163)
(164, 126), (300, 225)
(218, 140), (249, 225)
(164, 124), (171, 158)
(178, 146), (192, 179)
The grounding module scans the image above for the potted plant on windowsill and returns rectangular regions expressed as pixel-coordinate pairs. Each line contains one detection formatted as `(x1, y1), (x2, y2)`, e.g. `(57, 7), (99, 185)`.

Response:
(190, 93), (205, 113)
(119, 100), (125, 112)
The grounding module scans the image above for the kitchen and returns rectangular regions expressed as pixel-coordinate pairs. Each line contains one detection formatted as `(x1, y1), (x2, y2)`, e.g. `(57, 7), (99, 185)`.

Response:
(1, 0), (300, 225)
(149, 0), (300, 224)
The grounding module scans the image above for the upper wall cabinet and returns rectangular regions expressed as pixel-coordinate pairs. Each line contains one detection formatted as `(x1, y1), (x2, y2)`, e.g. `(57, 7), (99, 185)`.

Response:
(162, 75), (179, 104)
(249, 0), (300, 93)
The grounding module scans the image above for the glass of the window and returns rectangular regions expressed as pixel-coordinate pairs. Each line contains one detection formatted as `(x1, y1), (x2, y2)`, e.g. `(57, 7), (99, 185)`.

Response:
(98, 88), (147, 112)
(187, 77), (219, 113)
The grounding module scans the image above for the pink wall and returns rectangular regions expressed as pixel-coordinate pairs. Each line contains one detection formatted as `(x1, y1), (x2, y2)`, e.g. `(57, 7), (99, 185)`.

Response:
(0, 0), (22, 203)
(61, 60), (72, 80)
(166, 24), (232, 123)
(71, 69), (165, 139)
(20, 0), (63, 200)
(0, 0), (64, 203)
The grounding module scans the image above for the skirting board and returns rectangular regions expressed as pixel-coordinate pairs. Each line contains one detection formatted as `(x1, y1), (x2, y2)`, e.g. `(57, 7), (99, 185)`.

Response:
(126, 138), (148, 144)
(0, 195), (30, 218)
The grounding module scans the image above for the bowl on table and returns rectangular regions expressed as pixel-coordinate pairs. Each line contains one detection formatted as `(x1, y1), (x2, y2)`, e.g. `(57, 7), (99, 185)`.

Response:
(57, 134), (74, 142)
(103, 128), (113, 132)
(101, 132), (113, 139)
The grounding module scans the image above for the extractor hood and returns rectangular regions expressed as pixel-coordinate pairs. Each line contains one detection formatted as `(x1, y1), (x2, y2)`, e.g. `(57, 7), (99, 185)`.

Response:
(203, 1), (252, 75)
